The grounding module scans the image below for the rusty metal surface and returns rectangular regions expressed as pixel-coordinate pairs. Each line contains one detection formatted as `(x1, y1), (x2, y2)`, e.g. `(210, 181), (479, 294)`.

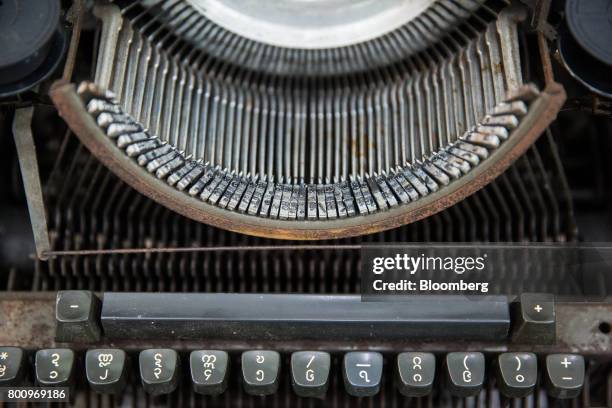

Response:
(62, 0), (83, 82)
(0, 292), (55, 349)
(557, 304), (612, 355)
(42, 244), (361, 257)
(2, 292), (609, 357)
(12, 108), (51, 260)
(49, 81), (566, 241)
(529, 0), (556, 40)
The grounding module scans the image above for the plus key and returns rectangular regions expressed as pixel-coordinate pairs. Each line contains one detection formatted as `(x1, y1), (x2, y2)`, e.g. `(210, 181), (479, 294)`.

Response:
(512, 293), (556, 344)
(545, 354), (585, 399)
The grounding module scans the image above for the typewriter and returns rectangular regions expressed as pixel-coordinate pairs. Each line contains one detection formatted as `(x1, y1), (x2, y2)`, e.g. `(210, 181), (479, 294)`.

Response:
(0, 0), (611, 406)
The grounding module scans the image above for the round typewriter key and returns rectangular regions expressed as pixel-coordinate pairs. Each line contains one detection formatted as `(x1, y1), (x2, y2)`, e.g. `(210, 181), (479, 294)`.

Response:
(190, 350), (229, 395)
(396, 352), (435, 397)
(241, 351), (280, 396)
(0, 347), (25, 386)
(445, 352), (485, 397)
(496, 352), (537, 398)
(291, 351), (331, 397)
(545, 354), (585, 399)
(35, 349), (75, 387)
(86, 349), (128, 394)
(343, 352), (383, 397)
(139, 349), (180, 396)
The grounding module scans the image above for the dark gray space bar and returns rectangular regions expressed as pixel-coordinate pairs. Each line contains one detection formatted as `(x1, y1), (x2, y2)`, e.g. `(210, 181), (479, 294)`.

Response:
(101, 293), (510, 341)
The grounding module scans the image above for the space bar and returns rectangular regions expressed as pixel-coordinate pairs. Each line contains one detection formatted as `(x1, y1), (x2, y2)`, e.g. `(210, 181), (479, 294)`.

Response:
(100, 293), (510, 341)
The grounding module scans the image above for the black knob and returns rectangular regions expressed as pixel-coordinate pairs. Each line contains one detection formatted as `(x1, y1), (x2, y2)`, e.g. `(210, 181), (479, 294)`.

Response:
(0, 0), (66, 97)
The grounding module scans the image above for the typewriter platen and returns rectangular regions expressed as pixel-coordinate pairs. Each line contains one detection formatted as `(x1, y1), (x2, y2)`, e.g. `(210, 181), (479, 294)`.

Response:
(0, 0), (612, 406)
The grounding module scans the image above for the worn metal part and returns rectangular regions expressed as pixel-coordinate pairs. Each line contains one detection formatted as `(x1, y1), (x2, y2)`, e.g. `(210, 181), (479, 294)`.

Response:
(61, 0), (84, 81)
(185, 0), (439, 49)
(93, 4), (520, 173)
(12, 108), (51, 260)
(0, 292), (55, 349)
(51, 80), (565, 239)
(0, 292), (610, 356)
(49, 2), (566, 239)
(557, 304), (612, 356)
(528, 0), (556, 40)
(127, 0), (492, 76)
(100, 293), (511, 341)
